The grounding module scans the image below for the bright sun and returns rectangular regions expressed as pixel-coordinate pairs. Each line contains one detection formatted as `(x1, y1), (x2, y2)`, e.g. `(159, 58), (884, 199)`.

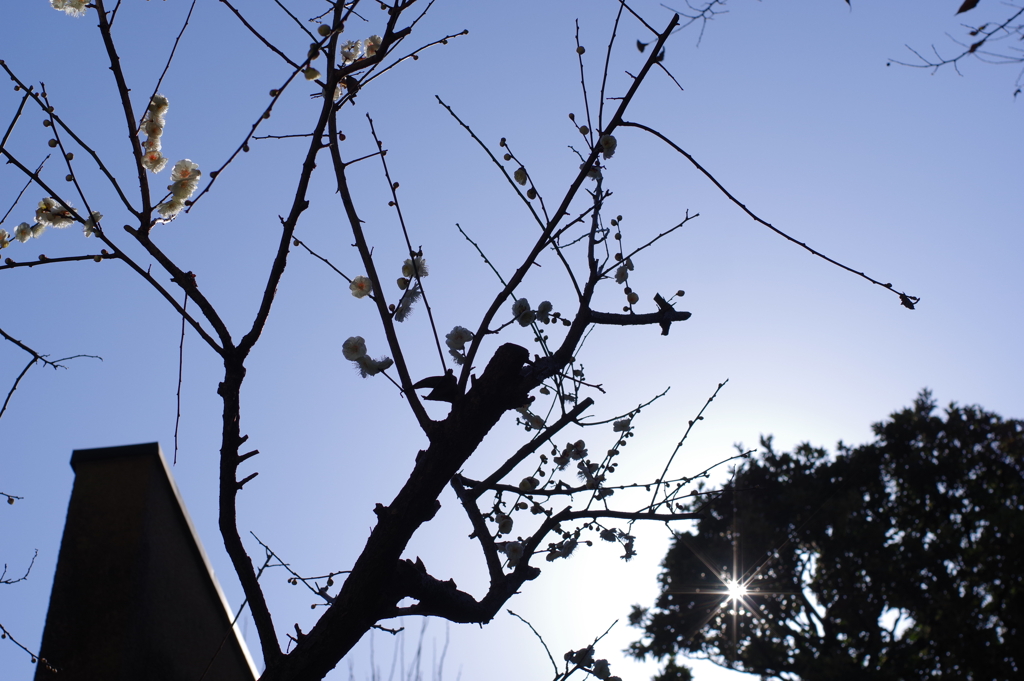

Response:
(725, 579), (748, 601)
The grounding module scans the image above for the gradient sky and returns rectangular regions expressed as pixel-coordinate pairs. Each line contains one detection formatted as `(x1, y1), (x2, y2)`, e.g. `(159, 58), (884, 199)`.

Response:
(1, 1), (1021, 680)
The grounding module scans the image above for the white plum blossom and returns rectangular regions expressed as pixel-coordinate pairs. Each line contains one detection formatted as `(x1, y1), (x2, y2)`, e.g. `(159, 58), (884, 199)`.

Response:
(340, 40), (363, 65)
(513, 167), (528, 186)
(142, 149), (168, 173)
(495, 513), (513, 534)
(445, 326), (474, 365)
(393, 283), (422, 322)
(35, 198), (75, 228)
(0, 229), (10, 249)
(612, 418), (631, 432)
(512, 298), (535, 326)
(365, 35), (382, 58)
(157, 159), (201, 218)
(82, 211), (102, 238)
(502, 541), (524, 568)
(349, 276), (372, 298)
(536, 300), (553, 324)
(614, 258), (633, 284)
(342, 336), (367, 361)
(355, 355), (393, 377)
(599, 134), (617, 159)
(51, 0), (87, 17)
(14, 222), (44, 243)
(401, 256), (428, 279)
(519, 476), (539, 493)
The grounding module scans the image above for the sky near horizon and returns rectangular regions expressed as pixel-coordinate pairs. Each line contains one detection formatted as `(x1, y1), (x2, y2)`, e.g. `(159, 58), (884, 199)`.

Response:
(1, 1), (1021, 680)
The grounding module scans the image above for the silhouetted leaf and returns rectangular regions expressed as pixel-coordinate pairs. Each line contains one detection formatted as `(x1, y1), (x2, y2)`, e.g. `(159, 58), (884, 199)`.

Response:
(957, 0), (980, 14)
(637, 40), (649, 53)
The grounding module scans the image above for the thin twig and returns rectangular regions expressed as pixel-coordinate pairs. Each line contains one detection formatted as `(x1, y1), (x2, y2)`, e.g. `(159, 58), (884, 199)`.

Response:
(619, 120), (920, 309)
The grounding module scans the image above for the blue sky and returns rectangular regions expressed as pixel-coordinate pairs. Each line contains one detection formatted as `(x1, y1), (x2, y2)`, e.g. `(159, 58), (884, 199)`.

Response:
(1, 1), (1021, 680)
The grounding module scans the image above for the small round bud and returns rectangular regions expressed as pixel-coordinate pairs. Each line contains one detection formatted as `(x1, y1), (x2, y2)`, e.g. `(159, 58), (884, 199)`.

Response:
(614, 232), (621, 240)
(209, 170), (219, 178)
(614, 253), (622, 261)
(262, 111), (271, 119)
(388, 200), (395, 206)
(243, 145), (250, 152)
(578, 125), (589, 135)
(65, 152), (74, 161)
(568, 113), (575, 121)
(676, 290), (685, 297)
(65, 174), (73, 182)
(576, 46), (585, 54)
(302, 67), (320, 81)
(48, 139), (58, 148)
(392, 182), (399, 190)
(527, 188), (537, 200)
(7, 497), (14, 505)
(397, 277), (409, 290)
(93, 255), (102, 263)
(499, 137), (507, 147)
(317, 24), (331, 37)
(503, 153), (512, 161)
(627, 291), (639, 305)
(624, 287), (632, 295)
(610, 219), (618, 226)
(389, 303), (396, 312)
(269, 89), (279, 96)
(43, 119), (52, 127)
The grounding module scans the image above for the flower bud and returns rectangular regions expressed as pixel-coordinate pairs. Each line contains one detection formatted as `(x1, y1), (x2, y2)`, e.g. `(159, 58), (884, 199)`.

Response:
(317, 24), (331, 37)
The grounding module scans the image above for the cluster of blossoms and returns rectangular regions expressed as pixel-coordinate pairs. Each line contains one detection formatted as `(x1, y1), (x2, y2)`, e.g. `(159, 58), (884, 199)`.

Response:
(552, 440), (588, 469)
(35, 197), (75, 229)
(340, 35), (382, 65)
(393, 256), (427, 321)
(140, 95), (170, 173)
(510, 298), (556, 327)
(563, 648), (620, 681)
(1, 198), (102, 248)
(445, 326), (473, 365)
(342, 336), (393, 378)
(50, 0), (87, 17)
(157, 160), (201, 218)
(515, 404), (546, 431)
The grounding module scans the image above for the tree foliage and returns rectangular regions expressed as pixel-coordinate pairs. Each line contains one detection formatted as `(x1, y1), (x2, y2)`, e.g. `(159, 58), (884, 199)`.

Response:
(631, 391), (1024, 680)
